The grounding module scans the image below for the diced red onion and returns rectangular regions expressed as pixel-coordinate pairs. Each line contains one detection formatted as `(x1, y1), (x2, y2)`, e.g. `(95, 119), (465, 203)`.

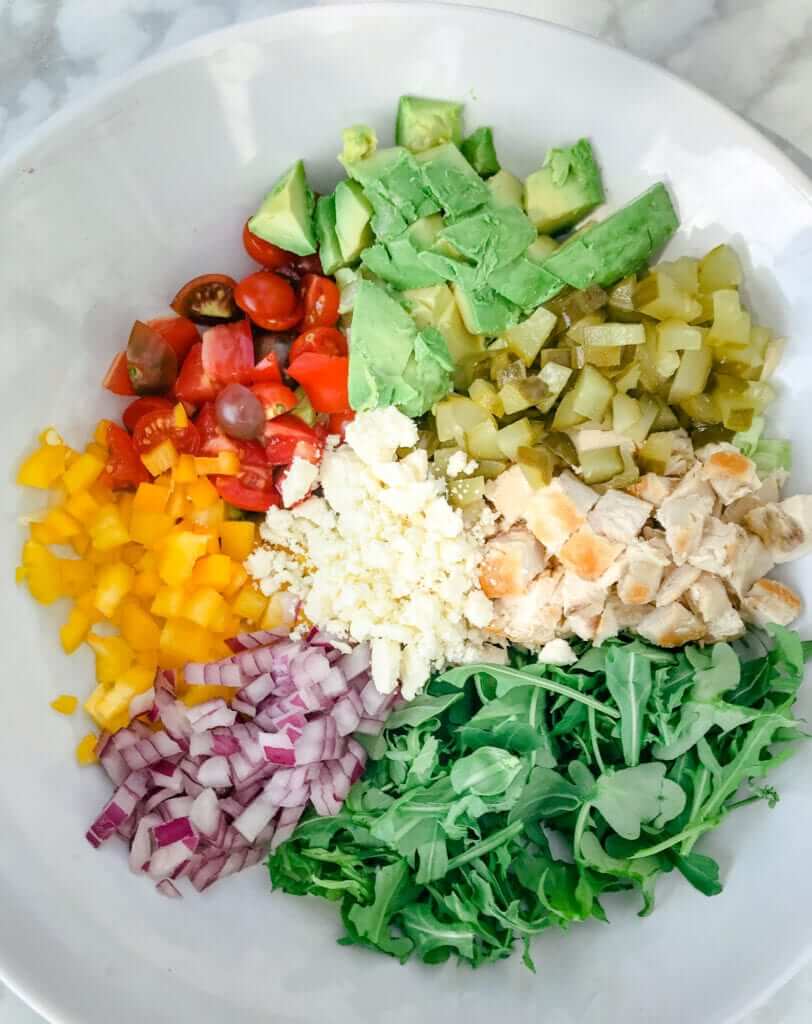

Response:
(234, 795), (277, 843)
(197, 756), (231, 788)
(190, 788), (221, 839)
(270, 804), (306, 851)
(156, 879), (182, 899)
(338, 643), (371, 682)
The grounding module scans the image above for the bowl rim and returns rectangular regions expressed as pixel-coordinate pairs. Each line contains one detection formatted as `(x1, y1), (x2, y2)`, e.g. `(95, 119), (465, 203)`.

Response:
(2, 4), (812, 1023)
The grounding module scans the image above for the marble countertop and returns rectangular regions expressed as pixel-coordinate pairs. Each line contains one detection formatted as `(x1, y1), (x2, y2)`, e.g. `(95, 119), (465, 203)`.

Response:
(1, 1), (811, 1021)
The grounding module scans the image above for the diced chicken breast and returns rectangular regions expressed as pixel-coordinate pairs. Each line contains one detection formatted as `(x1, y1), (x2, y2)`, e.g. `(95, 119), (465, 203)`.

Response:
(628, 473), (677, 507)
(664, 430), (695, 477)
(656, 564), (702, 607)
(616, 545), (667, 606)
(525, 481), (586, 553)
(478, 528), (546, 599)
(538, 638), (577, 666)
(594, 601), (618, 646)
(557, 470), (600, 514)
(688, 519), (746, 577)
(726, 532), (775, 599)
(657, 493), (710, 565)
(698, 443), (760, 505)
(488, 571), (563, 646)
(741, 577), (802, 628)
(588, 490), (652, 544)
(742, 503), (805, 562)
(685, 573), (744, 642)
(605, 595), (654, 630)
(564, 607), (603, 642)
(485, 464), (534, 528)
(771, 495), (812, 563)
(558, 526), (624, 582)
(636, 604), (706, 647)
(560, 572), (607, 615)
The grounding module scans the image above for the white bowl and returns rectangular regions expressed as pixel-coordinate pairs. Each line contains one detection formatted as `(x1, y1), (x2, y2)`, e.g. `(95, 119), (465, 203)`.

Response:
(2, 5), (812, 1023)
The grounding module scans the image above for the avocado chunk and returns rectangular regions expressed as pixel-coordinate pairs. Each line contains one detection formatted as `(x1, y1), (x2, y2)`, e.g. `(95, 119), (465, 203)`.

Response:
(314, 194), (345, 275)
(360, 215), (445, 290)
(524, 139), (604, 235)
(488, 256), (563, 310)
(526, 234), (559, 264)
(452, 276), (520, 337)
(334, 179), (374, 263)
(461, 127), (500, 177)
(340, 124), (377, 165)
(487, 169), (524, 209)
(248, 159), (317, 256)
(543, 182), (678, 289)
(416, 143), (490, 218)
(404, 283), (486, 389)
(345, 146), (439, 240)
(349, 280), (453, 416)
(438, 204), (536, 285)
(396, 95), (463, 153)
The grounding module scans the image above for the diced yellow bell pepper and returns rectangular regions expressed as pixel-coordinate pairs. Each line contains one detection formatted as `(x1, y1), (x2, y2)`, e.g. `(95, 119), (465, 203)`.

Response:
(136, 550), (158, 573)
(118, 663), (156, 695)
(231, 584), (267, 622)
(63, 451), (106, 494)
(75, 590), (103, 624)
(87, 684), (130, 733)
(167, 486), (188, 520)
(181, 684), (236, 707)
(194, 451), (239, 476)
(42, 507), (80, 541)
(15, 566), (27, 584)
(173, 403), (189, 428)
(129, 509), (173, 546)
(224, 563), (249, 598)
(133, 482), (170, 514)
(150, 585), (188, 618)
(192, 553), (233, 590)
(119, 599), (161, 652)
(120, 542), (144, 566)
(94, 420), (112, 446)
(141, 439), (179, 476)
(261, 591), (297, 631)
(159, 617), (210, 662)
(87, 633), (133, 685)
(116, 492), (134, 530)
(57, 558), (94, 597)
(70, 534), (91, 557)
(87, 547), (119, 566)
(60, 606), (92, 653)
(158, 530), (210, 586)
(29, 522), (59, 545)
(136, 650), (159, 673)
(174, 453), (198, 484)
(133, 568), (162, 599)
(89, 504), (130, 551)
(94, 562), (134, 618)
(50, 694), (78, 715)
(76, 733), (99, 765)
(187, 477), (219, 510)
(17, 442), (68, 489)
(184, 587), (227, 629)
(65, 490), (100, 524)
(26, 560), (63, 605)
(220, 521), (255, 562)
(22, 540), (52, 568)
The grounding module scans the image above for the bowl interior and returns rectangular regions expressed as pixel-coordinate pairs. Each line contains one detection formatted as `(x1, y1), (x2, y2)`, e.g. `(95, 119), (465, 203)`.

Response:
(2, 6), (812, 1023)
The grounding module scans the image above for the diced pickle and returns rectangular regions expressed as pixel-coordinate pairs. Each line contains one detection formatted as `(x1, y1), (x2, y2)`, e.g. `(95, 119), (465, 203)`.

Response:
(540, 348), (573, 369)
(582, 323), (645, 347)
(690, 424), (734, 448)
(607, 275), (639, 322)
(634, 271), (703, 322)
(488, 350), (511, 383)
(496, 417), (543, 461)
(679, 392), (721, 425)
(657, 319), (703, 351)
(478, 459), (509, 480)
(501, 376), (550, 415)
(638, 432), (674, 475)
(503, 305), (557, 365)
(448, 476), (485, 508)
(571, 365), (615, 421)
(517, 445), (556, 489)
(580, 446), (624, 484)
(623, 396), (659, 444)
(612, 393), (642, 434)
(537, 362), (572, 413)
(551, 389), (587, 431)
(699, 245), (743, 293)
(545, 285), (608, 336)
(614, 361), (641, 393)
(651, 399), (680, 431)
(432, 446), (464, 476)
(468, 378), (504, 417)
(584, 344), (622, 368)
(657, 256), (699, 296)
(545, 431), (579, 467)
(760, 338), (784, 380)
(435, 395), (491, 443)
(465, 418), (503, 460)
(667, 347), (712, 404)
(495, 359), (527, 389)
(707, 289), (751, 348)
(567, 312), (606, 345)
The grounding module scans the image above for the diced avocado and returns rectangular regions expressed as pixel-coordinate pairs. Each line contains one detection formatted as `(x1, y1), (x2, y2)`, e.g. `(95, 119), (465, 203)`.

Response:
(461, 127), (500, 177)
(543, 183), (678, 290)
(340, 124), (377, 166)
(488, 256), (563, 310)
(452, 280), (520, 337)
(396, 95), (463, 153)
(314, 194), (345, 275)
(438, 204), (536, 284)
(408, 213), (445, 250)
(524, 139), (604, 235)
(248, 159), (317, 256)
(488, 169), (524, 209)
(403, 283), (485, 388)
(404, 283), (457, 327)
(361, 236), (444, 290)
(416, 143), (490, 218)
(334, 180), (373, 263)
(349, 280), (453, 417)
(344, 146), (439, 240)
(417, 249), (473, 287)
(526, 235), (559, 263)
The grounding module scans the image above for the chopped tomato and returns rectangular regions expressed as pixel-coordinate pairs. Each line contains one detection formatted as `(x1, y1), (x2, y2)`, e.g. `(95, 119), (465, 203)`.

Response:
(147, 315), (199, 361)
(101, 423), (151, 490)
(214, 475), (281, 512)
(103, 351), (135, 396)
(251, 382), (298, 418)
(175, 343), (218, 405)
(171, 274), (239, 325)
(301, 275), (340, 329)
(195, 402), (235, 455)
(132, 408), (201, 456)
(242, 221), (292, 270)
(127, 321), (178, 396)
(264, 414), (323, 465)
(234, 271), (299, 331)
(123, 396), (174, 433)
(328, 410), (355, 438)
(296, 254), (324, 276)
(287, 353), (349, 414)
(289, 327), (347, 364)
(213, 440), (278, 511)
(201, 320), (254, 386)
(248, 351), (283, 384)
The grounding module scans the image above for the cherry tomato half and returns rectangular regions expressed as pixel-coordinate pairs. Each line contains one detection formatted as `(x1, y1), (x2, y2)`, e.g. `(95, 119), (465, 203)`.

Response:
(248, 351), (283, 384)
(127, 321), (178, 396)
(195, 402), (236, 455)
(287, 353), (349, 414)
(296, 254), (324, 276)
(103, 351), (135, 396)
(234, 271), (299, 331)
(251, 382), (299, 418)
(171, 274), (239, 325)
(263, 414), (323, 466)
(175, 343), (218, 405)
(201, 320), (254, 386)
(242, 221), (293, 270)
(289, 327), (347, 364)
(147, 315), (199, 362)
(301, 275), (340, 329)
(213, 439), (278, 511)
(327, 410), (355, 438)
(123, 396), (174, 433)
(101, 423), (151, 490)
(132, 408), (201, 456)
(214, 475), (281, 512)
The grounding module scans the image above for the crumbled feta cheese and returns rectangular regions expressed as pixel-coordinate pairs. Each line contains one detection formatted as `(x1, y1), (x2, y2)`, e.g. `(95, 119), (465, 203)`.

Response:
(248, 409), (498, 699)
(280, 457), (318, 508)
(537, 638), (577, 666)
(447, 451), (477, 478)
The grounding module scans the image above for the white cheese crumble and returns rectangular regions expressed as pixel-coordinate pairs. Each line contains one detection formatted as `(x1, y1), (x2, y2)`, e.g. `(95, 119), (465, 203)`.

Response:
(280, 457), (319, 508)
(246, 408), (500, 699)
(446, 451), (478, 478)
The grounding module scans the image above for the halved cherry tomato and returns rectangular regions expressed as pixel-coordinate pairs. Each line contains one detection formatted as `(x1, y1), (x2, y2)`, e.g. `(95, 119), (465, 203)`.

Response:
(242, 221), (292, 270)
(214, 439), (278, 511)
(328, 410), (355, 438)
(234, 271), (300, 331)
(296, 254), (324, 276)
(147, 315), (199, 362)
(251, 382), (298, 418)
(101, 423), (151, 490)
(132, 408), (201, 456)
(103, 351), (135, 396)
(123, 396), (174, 433)
(172, 274), (239, 325)
(264, 414), (323, 465)
(248, 351), (283, 384)
(127, 321), (178, 396)
(214, 475), (281, 512)
(289, 327), (347, 364)
(195, 402), (235, 455)
(175, 343), (218, 405)
(287, 353), (349, 414)
(201, 320), (254, 386)
(301, 275), (340, 329)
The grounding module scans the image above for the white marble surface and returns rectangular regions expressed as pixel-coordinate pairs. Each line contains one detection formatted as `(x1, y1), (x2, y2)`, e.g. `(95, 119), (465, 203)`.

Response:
(1, 1), (811, 1021)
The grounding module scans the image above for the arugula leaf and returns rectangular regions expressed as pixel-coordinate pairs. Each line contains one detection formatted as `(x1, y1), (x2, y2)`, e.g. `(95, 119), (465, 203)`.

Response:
(450, 747), (524, 797)
(399, 904), (476, 963)
(508, 766), (583, 823)
(581, 763), (686, 842)
(668, 850), (723, 897)
(346, 861), (415, 960)
(604, 644), (653, 766)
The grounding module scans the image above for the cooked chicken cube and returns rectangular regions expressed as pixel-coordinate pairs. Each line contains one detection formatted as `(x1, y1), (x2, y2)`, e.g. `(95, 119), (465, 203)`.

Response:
(488, 570), (563, 646)
(525, 480), (586, 553)
(485, 464), (534, 528)
(685, 573), (744, 642)
(656, 563), (701, 607)
(698, 443), (760, 505)
(564, 607), (603, 642)
(478, 528), (546, 599)
(772, 495), (812, 562)
(664, 430), (695, 477)
(725, 531), (775, 598)
(537, 638), (577, 666)
(594, 601), (618, 646)
(616, 543), (667, 605)
(628, 473), (677, 508)
(741, 577), (802, 627)
(558, 526), (624, 582)
(557, 470), (600, 514)
(636, 604), (705, 647)
(657, 494), (710, 565)
(588, 490), (652, 544)
(560, 572), (607, 615)
(742, 503), (805, 562)
(688, 519), (746, 577)
(605, 595), (654, 630)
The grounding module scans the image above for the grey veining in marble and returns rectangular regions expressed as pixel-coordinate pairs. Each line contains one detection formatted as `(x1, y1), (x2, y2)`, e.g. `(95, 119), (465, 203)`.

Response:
(1, 1), (811, 1022)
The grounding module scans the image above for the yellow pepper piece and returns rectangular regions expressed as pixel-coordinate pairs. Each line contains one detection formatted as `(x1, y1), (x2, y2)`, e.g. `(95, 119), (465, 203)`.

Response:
(26, 563), (63, 605)
(119, 599), (161, 652)
(50, 694), (78, 715)
(194, 451), (239, 477)
(57, 558), (94, 598)
(94, 561), (135, 618)
(224, 562), (250, 598)
(187, 476), (219, 510)
(94, 420), (113, 446)
(87, 633), (133, 685)
(41, 506), (80, 541)
(174, 453), (198, 484)
(181, 684), (236, 707)
(158, 530), (210, 586)
(141, 439), (178, 476)
(60, 606), (92, 654)
(63, 451), (106, 494)
(231, 584), (268, 622)
(29, 522), (59, 545)
(129, 509), (173, 546)
(191, 553), (233, 590)
(76, 733), (99, 765)
(17, 443), (68, 489)
(89, 504), (130, 551)
(173, 403), (189, 428)
(65, 490), (100, 524)
(166, 485), (188, 520)
(220, 521), (256, 562)
(133, 482), (170, 514)
(133, 568), (162, 599)
(184, 587), (227, 629)
(150, 585), (188, 618)
(160, 617), (210, 662)
(262, 592), (297, 631)
(70, 534), (91, 557)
